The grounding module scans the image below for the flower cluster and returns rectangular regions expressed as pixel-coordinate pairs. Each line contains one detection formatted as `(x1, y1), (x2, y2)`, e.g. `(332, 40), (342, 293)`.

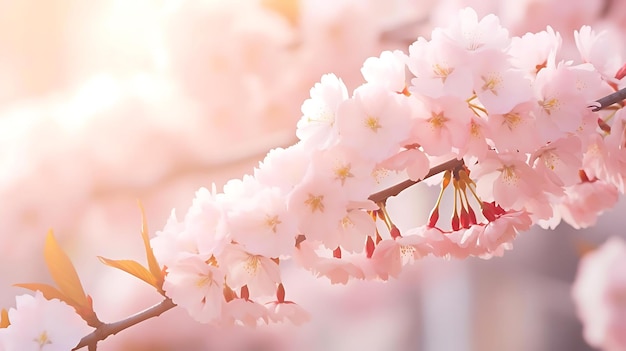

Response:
(149, 7), (626, 326)
(3, 5), (626, 350)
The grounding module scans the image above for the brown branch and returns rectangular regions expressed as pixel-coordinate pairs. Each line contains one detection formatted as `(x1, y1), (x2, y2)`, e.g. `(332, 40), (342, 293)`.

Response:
(72, 298), (176, 350)
(368, 158), (464, 204)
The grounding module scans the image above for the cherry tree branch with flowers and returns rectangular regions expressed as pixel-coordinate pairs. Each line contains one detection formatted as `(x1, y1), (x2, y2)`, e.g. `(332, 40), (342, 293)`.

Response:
(2, 6), (626, 351)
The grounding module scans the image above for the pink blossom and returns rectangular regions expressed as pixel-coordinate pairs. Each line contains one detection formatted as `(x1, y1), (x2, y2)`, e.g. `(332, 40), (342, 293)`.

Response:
(222, 177), (297, 258)
(603, 109), (626, 192)
(410, 95), (472, 156)
(532, 61), (601, 143)
(575, 26), (625, 82)
(162, 255), (226, 324)
(508, 26), (562, 78)
(361, 50), (408, 93)
(287, 173), (348, 245)
(254, 144), (310, 193)
(151, 187), (229, 268)
(380, 147), (430, 182)
(558, 180), (619, 229)
(335, 83), (412, 162)
(267, 302), (311, 326)
(221, 298), (270, 328)
(182, 187), (229, 258)
(309, 145), (377, 202)
(220, 244), (282, 299)
(334, 210), (375, 253)
(294, 241), (365, 284)
(440, 7), (510, 53)
(573, 237), (626, 351)
(478, 209), (532, 253)
(407, 36), (474, 99)
(296, 73), (348, 150)
(150, 210), (195, 269)
(459, 115), (490, 160)
(471, 51), (533, 114)
(530, 135), (583, 188)
(472, 151), (549, 215)
(485, 101), (541, 153)
(0, 292), (92, 351)
(370, 235), (432, 280)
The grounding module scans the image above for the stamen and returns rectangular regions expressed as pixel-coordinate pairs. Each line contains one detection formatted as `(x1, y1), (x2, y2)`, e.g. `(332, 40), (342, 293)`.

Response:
(428, 170), (452, 227)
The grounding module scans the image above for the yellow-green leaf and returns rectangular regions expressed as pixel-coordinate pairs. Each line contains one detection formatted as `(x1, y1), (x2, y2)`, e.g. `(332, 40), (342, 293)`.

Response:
(137, 201), (164, 290)
(98, 256), (157, 288)
(0, 308), (9, 328)
(13, 282), (74, 306)
(44, 230), (88, 308)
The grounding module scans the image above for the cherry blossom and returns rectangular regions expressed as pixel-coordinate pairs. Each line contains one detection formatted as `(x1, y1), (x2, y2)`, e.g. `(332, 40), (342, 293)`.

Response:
(296, 73), (348, 150)
(162, 255), (226, 324)
(573, 237), (626, 351)
(0, 292), (92, 351)
(335, 83), (413, 162)
(220, 244), (282, 299)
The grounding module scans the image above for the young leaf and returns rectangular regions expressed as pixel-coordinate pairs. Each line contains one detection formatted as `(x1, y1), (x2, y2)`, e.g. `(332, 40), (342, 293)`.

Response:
(137, 201), (164, 291)
(44, 230), (88, 309)
(98, 257), (157, 288)
(0, 308), (9, 328)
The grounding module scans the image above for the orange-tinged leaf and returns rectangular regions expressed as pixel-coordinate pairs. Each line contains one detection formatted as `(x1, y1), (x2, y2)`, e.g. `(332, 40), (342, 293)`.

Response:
(44, 230), (88, 308)
(13, 282), (74, 306)
(138, 201), (164, 291)
(261, 0), (299, 26)
(0, 309), (9, 328)
(98, 256), (157, 288)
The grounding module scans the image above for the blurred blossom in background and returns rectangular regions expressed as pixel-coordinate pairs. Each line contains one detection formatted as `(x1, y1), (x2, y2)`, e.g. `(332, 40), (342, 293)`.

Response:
(1, 0), (625, 350)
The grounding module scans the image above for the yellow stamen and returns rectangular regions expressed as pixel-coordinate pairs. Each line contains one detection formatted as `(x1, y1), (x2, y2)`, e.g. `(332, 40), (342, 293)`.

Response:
(365, 116), (382, 132)
(304, 194), (325, 213)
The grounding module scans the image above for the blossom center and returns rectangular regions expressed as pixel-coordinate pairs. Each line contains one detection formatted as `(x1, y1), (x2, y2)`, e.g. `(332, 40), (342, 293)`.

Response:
(340, 215), (353, 229)
(365, 116), (382, 132)
(265, 214), (282, 233)
(539, 97), (560, 115)
(433, 64), (454, 82)
(502, 112), (521, 130)
(34, 330), (53, 349)
(304, 194), (325, 213)
(334, 164), (354, 184)
(196, 272), (215, 288)
(481, 73), (502, 95)
(400, 245), (415, 264)
(428, 112), (449, 129)
(244, 256), (261, 276)
(499, 165), (519, 185)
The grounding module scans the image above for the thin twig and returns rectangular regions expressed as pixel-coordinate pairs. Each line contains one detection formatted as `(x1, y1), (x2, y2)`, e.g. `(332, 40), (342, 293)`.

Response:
(72, 298), (176, 350)
(368, 158), (464, 204)
(589, 86), (626, 111)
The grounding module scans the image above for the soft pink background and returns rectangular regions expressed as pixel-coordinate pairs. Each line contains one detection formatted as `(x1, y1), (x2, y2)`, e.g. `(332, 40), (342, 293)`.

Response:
(1, 1), (625, 350)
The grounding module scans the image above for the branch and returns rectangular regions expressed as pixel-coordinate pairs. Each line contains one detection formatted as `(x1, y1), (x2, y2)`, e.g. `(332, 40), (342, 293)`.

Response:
(72, 298), (176, 350)
(368, 88), (625, 204)
(368, 158), (464, 204)
(589, 86), (626, 111)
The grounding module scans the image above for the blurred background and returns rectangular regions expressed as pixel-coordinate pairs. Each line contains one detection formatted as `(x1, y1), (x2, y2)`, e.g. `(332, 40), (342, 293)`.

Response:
(1, 0), (626, 350)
